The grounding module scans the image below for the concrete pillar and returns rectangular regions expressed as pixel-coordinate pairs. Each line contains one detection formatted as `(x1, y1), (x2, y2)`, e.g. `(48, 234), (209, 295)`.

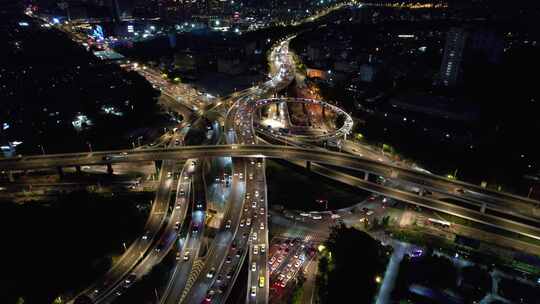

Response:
(106, 163), (113, 175)
(480, 203), (487, 214)
(363, 172), (369, 181)
(75, 165), (82, 174)
(57, 166), (64, 178)
(154, 160), (162, 175)
(306, 161), (311, 171)
(7, 171), (15, 182)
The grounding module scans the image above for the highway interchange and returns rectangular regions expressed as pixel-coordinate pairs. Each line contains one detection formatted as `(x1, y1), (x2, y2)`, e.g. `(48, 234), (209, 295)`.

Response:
(5, 9), (540, 304)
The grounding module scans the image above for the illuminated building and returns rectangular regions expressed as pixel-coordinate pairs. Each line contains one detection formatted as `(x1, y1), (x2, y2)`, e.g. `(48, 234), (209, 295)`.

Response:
(439, 27), (466, 87)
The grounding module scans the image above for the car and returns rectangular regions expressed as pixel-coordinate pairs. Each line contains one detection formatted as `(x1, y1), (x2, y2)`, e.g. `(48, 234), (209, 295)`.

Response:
(260, 244), (266, 253)
(196, 202), (203, 209)
(251, 262), (257, 272)
(192, 225), (199, 233)
(183, 251), (190, 261)
(257, 162), (262, 168)
(179, 190), (185, 196)
(204, 290), (215, 303)
(226, 255), (232, 263)
(225, 219), (231, 229)
(227, 270), (234, 279)
(174, 221), (180, 230)
(260, 207), (265, 215)
(259, 276), (265, 288)
(206, 267), (216, 279)
(255, 190), (259, 197)
(252, 201), (257, 208)
(232, 242), (237, 249)
(253, 245), (259, 255)
(125, 274), (136, 285)
(252, 232), (258, 241)
(216, 275), (223, 283)
(249, 173), (253, 180)
(251, 286), (257, 297)
(167, 171), (172, 178)
(236, 249), (243, 258)
(260, 222), (264, 230)
(240, 219), (245, 227)
(246, 218), (252, 226)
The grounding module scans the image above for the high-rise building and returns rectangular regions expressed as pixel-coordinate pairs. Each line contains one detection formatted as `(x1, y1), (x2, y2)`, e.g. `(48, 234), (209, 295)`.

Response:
(439, 27), (466, 87)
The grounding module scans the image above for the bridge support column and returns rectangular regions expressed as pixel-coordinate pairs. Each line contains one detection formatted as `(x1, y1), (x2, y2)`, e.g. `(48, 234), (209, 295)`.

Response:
(154, 160), (162, 175)
(75, 165), (82, 174)
(306, 161), (311, 171)
(57, 166), (64, 178)
(363, 172), (369, 181)
(7, 171), (15, 182)
(106, 163), (113, 175)
(480, 203), (486, 214)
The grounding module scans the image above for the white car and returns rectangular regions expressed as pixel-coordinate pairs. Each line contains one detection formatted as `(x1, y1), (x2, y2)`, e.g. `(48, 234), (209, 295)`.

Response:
(251, 286), (257, 297)
(253, 245), (259, 255)
(251, 262), (257, 272)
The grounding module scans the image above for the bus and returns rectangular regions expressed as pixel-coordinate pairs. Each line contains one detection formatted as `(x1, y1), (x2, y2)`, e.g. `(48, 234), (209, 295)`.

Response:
(427, 218), (451, 229)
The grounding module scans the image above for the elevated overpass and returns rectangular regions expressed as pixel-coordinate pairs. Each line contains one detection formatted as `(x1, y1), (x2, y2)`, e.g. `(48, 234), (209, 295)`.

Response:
(2, 144), (540, 241)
